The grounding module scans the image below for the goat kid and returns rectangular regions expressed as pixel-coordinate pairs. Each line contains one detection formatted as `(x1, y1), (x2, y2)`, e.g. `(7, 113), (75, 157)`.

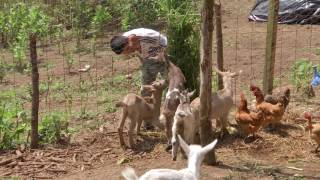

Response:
(116, 80), (165, 149)
(122, 135), (218, 180)
(191, 67), (241, 137)
(171, 90), (199, 161)
(159, 61), (186, 148)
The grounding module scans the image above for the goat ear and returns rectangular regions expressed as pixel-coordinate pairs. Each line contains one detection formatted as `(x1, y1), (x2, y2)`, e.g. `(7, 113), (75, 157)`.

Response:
(201, 139), (218, 155)
(178, 135), (190, 155)
(187, 90), (196, 98)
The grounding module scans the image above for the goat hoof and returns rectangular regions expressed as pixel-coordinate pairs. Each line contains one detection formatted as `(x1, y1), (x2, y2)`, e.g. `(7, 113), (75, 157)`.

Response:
(172, 157), (177, 161)
(165, 144), (172, 152)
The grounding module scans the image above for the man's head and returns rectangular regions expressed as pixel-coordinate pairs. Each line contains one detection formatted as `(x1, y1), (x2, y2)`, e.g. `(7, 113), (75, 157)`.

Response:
(110, 35), (140, 55)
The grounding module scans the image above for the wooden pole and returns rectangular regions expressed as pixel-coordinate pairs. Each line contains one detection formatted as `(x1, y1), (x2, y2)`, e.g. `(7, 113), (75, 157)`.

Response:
(263, 0), (279, 94)
(30, 33), (40, 149)
(199, 0), (216, 165)
(215, 0), (224, 90)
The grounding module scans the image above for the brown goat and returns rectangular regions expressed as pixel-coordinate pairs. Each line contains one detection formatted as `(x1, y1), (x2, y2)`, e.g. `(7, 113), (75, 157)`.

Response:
(159, 61), (186, 147)
(116, 80), (166, 149)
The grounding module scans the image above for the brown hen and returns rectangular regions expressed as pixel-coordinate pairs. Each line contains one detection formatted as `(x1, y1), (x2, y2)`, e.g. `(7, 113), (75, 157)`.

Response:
(235, 93), (264, 137)
(250, 85), (287, 127)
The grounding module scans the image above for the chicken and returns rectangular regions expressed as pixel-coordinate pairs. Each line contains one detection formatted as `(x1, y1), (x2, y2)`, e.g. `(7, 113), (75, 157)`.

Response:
(264, 88), (290, 110)
(250, 85), (287, 127)
(304, 112), (320, 153)
(250, 85), (290, 110)
(235, 93), (264, 137)
(250, 85), (264, 106)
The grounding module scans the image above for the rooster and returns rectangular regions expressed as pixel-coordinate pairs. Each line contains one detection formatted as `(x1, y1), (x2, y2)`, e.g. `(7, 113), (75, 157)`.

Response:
(304, 112), (320, 153)
(250, 85), (288, 128)
(235, 93), (264, 138)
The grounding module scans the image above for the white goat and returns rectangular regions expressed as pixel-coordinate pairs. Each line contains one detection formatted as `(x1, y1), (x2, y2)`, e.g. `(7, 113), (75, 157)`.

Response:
(122, 135), (218, 180)
(191, 67), (241, 136)
(116, 80), (166, 149)
(171, 90), (199, 161)
(159, 61), (186, 148)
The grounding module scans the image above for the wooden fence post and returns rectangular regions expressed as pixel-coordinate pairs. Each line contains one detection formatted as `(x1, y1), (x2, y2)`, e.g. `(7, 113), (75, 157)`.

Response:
(199, 0), (216, 165)
(30, 34), (40, 149)
(263, 0), (279, 94)
(215, 0), (224, 90)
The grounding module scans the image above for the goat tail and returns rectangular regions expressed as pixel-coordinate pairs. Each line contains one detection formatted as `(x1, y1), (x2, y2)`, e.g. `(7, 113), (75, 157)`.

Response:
(115, 101), (126, 107)
(122, 167), (139, 180)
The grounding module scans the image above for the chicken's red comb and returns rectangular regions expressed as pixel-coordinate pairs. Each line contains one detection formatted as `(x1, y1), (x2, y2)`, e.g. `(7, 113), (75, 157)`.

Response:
(250, 85), (259, 91)
(304, 112), (312, 120)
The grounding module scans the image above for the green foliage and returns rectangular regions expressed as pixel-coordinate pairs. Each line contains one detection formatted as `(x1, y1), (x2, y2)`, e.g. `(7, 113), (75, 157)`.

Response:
(163, 0), (200, 91)
(0, 93), (28, 150)
(90, 5), (112, 55)
(1, 2), (52, 72)
(290, 59), (314, 95)
(91, 5), (112, 32)
(119, 0), (161, 30)
(315, 47), (320, 56)
(0, 61), (8, 83)
(39, 112), (70, 144)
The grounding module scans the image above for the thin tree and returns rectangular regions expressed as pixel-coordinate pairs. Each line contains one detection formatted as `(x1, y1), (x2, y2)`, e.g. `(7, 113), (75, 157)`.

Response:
(199, 0), (216, 165)
(1, 3), (51, 148)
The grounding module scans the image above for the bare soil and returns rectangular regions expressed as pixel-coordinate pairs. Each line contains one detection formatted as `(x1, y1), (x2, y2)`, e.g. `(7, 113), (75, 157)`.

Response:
(1, 0), (320, 179)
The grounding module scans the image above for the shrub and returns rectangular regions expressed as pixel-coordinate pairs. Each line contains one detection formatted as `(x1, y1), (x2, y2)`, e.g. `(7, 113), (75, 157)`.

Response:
(0, 94), (28, 150)
(290, 59), (314, 97)
(39, 112), (71, 144)
(162, 0), (200, 91)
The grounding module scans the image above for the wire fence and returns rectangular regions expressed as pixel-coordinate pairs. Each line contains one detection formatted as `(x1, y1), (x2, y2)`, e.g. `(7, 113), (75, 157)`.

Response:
(1, 0), (320, 131)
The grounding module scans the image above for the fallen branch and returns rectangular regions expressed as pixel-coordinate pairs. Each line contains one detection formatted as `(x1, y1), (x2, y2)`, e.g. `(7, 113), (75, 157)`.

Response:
(286, 166), (303, 171)
(46, 168), (67, 173)
(0, 154), (23, 166)
(48, 157), (65, 163)
(103, 148), (111, 153)
(89, 153), (102, 162)
(18, 161), (49, 166)
(1, 172), (12, 176)
(31, 176), (53, 179)
(21, 163), (55, 175)
(5, 161), (17, 168)
(72, 153), (77, 163)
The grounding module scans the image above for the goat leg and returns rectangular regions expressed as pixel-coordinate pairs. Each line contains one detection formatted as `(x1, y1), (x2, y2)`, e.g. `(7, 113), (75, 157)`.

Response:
(128, 119), (137, 149)
(165, 115), (173, 141)
(218, 116), (229, 138)
(315, 145), (320, 153)
(137, 119), (142, 135)
(118, 110), (127, 148)
(161, 114), (173, 151)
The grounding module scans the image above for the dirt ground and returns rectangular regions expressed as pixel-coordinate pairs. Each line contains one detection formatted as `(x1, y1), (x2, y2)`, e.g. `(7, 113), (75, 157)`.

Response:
(1, 0), (320, 179)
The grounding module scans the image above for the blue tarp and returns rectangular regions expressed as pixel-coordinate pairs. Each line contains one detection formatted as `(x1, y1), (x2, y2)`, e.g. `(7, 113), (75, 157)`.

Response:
(249, 0), (320, 24)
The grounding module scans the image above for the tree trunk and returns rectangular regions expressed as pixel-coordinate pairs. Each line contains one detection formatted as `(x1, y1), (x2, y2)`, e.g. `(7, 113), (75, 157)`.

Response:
(215, 1), (224, 90)
(199, 0), (216, 165)
(30, 34), (40, 149)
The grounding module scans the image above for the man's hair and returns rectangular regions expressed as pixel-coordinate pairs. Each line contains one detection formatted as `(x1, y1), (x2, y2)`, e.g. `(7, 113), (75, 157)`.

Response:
(110, 36), (128, 54)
